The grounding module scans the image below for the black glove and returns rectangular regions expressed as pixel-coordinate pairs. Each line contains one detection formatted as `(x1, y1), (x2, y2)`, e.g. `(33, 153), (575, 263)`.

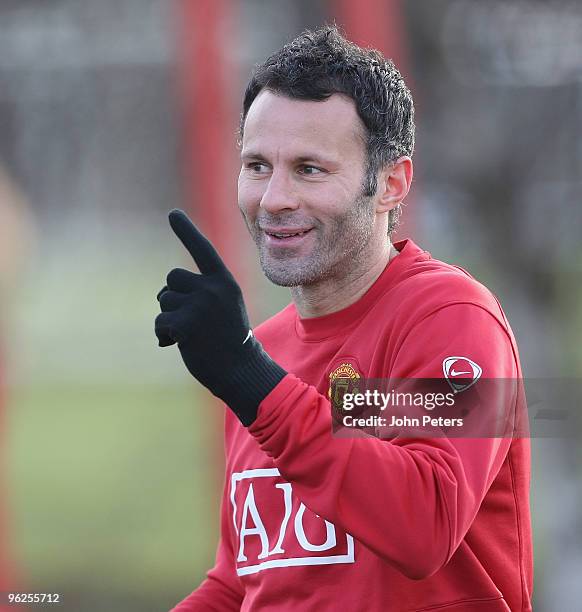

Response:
(155, 209), (287, 426)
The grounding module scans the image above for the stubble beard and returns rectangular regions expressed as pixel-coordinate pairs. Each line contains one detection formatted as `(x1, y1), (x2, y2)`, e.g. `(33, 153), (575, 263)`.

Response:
(252, 193), (376, 288)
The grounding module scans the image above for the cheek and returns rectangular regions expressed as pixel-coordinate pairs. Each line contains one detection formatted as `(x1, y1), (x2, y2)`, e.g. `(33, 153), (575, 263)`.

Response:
(237, 178), (262, 220)
(307, 185), (354, 218)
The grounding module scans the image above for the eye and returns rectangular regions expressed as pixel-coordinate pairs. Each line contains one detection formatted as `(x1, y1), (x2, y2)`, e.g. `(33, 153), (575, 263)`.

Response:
(245, 162), (270, 173)
(299, 165), (325, 175)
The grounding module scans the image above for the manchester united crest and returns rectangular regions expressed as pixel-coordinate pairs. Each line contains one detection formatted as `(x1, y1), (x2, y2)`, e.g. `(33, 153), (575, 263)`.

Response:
(328, 362), (362, 421)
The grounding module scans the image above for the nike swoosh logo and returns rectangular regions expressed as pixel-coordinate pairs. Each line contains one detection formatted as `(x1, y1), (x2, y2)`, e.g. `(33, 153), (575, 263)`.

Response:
(242, 329), (253, 345)
(450, 369), (471, 376)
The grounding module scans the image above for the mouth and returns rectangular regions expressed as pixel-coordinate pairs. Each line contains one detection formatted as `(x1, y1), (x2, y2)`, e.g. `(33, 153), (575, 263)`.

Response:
(262, 227), (314, 245)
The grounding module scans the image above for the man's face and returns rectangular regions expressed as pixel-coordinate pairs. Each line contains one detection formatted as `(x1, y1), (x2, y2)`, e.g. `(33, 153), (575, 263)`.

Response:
(238, 90), (376, 287)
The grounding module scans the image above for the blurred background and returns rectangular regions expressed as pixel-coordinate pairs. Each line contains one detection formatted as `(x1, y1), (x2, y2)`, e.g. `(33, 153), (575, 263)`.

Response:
(0, 0), (580, 610)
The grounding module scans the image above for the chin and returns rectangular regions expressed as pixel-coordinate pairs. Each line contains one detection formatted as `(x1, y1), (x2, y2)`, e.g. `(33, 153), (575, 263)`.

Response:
(263, 268), (302, 287)
(261, 263), (326, 288)
(258, 248), (331, 287)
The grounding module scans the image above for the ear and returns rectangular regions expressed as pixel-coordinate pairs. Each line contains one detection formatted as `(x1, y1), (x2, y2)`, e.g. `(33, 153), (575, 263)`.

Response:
(375, 156), (413, 213)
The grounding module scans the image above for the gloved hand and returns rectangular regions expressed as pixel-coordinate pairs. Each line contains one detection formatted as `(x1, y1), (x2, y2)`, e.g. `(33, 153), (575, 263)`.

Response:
(155, 209), (287, 426)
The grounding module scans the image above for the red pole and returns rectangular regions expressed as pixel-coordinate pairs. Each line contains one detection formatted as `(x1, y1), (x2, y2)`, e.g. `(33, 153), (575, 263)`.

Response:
(0, 355), (24, 609)
(329, 0), (410, 78)
(174, 0), (244, 274)
(173, 0), (244, 499)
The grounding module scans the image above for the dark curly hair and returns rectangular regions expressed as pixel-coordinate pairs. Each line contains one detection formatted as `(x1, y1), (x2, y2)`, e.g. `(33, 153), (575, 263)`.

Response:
(238, 25), (415, 234)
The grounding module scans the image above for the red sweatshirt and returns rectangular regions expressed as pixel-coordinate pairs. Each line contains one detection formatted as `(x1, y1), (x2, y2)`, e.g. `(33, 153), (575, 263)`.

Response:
(173, 239), (533, 611)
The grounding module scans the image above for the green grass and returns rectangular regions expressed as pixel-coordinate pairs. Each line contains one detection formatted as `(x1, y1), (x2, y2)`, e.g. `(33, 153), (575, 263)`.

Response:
(5, 382), (222, 611)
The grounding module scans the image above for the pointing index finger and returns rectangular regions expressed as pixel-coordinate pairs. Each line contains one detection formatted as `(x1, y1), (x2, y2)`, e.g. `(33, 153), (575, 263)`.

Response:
(168, 209), (227, 275)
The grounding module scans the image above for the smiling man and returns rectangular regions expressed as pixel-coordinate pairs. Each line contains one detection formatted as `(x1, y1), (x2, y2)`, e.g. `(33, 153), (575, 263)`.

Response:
(238, 89), (406, 315)
(156, 26), (533, 611)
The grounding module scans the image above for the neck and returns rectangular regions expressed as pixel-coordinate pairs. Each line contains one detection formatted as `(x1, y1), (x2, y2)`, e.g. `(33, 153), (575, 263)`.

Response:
(291, 241), (398, 318)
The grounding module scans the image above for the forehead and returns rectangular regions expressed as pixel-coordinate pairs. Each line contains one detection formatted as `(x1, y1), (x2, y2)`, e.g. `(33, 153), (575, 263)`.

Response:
(241, 90), (366, 159)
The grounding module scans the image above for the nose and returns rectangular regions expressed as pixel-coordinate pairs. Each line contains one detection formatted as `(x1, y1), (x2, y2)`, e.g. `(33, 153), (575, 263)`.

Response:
(260, 170), (300, 214)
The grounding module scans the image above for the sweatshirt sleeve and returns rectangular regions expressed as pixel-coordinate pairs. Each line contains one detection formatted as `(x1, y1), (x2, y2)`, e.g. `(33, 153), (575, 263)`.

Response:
(248, 303), (519, 580)
(171, 468), (243, 611)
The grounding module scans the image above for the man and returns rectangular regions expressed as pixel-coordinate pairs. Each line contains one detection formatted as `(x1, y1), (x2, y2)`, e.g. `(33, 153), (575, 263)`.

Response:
(156, 26), (533, 611)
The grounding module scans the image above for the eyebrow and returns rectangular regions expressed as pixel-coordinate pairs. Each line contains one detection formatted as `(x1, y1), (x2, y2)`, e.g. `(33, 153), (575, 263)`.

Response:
(240, 151), (266, 161)
(240, 151), (337, 165)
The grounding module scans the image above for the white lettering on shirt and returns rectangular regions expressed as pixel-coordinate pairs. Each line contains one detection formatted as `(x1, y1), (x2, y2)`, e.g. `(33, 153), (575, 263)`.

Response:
(230, 468), (355, 576)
